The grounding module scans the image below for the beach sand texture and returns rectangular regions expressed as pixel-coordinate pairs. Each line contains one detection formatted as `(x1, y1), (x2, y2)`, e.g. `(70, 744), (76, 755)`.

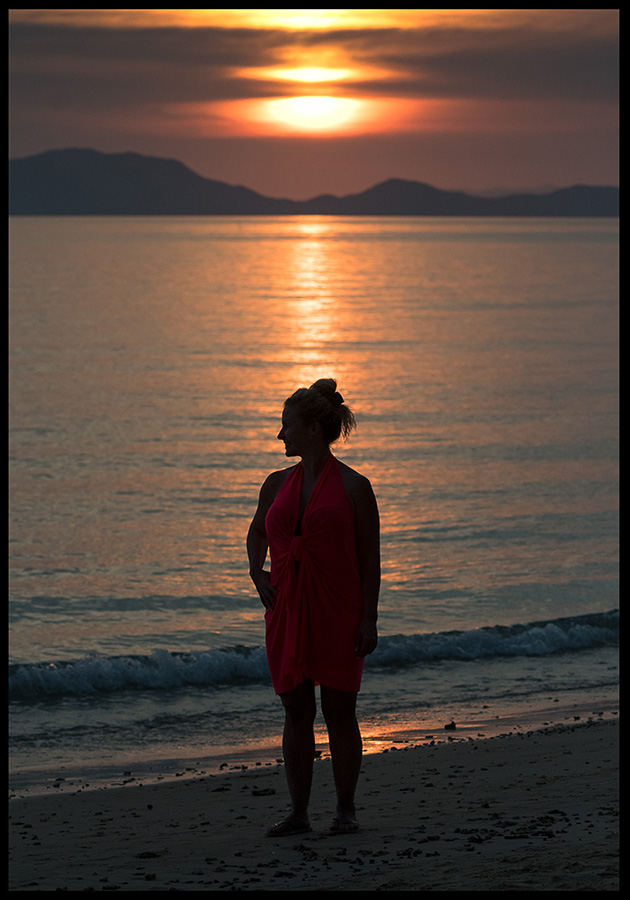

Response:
(9, 718), (618, 892)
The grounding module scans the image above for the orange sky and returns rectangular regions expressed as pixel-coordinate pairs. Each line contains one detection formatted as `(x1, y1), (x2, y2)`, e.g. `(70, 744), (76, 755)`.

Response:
(8, 8), (619, 199)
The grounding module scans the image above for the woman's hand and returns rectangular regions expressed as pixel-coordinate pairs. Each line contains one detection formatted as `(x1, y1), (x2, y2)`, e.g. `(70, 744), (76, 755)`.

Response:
(355, 618), (378, 658)
(251, 569), (277, 612)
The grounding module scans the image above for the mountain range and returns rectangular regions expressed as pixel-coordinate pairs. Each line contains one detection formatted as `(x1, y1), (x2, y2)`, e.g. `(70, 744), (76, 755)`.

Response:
(8, 148), (619, 217)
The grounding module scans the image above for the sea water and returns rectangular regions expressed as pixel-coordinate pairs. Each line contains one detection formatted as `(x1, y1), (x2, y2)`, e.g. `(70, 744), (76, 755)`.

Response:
(9, 216), (619, 793)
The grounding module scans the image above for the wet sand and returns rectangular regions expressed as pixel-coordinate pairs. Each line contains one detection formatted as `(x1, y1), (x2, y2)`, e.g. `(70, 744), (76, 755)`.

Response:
(9, 717), (618, 892)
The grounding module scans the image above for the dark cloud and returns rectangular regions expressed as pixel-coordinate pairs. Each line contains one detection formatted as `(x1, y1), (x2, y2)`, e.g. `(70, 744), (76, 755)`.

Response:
(9, 24), (290, 108)
(8, 23), (288, 67)
(9, 19), (619, 107)
(390, 29), (618, 103)
(288, 25), (619, 102)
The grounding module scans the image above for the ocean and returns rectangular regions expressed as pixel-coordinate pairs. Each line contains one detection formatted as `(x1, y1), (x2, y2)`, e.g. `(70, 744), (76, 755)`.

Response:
(9, 216), (619, 795)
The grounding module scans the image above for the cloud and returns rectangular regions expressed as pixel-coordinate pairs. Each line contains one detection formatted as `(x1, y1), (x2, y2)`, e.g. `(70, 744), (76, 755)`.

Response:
(9, 17), (619, 111)
(282, 25), (619, 102)
(9, 24), (290, 104)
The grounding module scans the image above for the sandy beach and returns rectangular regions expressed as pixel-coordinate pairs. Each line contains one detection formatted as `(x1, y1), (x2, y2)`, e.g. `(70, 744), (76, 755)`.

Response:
(9, 716), (618, 892)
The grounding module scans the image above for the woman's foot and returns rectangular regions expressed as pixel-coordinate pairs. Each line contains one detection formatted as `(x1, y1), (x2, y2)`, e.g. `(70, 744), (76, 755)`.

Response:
(266, 815), (312, 837)
(329, 812), (359, 834)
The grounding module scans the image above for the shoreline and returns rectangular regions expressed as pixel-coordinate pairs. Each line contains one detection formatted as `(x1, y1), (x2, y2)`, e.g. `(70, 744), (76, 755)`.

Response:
(9, 693), (618, 799)
(9, 715), (618, 891)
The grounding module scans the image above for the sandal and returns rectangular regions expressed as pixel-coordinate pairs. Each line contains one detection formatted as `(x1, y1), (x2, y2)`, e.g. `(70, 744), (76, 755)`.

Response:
(266, 818), (312, 837)
(329, 814), (360, 834)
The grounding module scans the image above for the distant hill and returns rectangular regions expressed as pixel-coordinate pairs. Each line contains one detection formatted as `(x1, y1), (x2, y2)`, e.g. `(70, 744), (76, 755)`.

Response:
(8, 148), (619, 217)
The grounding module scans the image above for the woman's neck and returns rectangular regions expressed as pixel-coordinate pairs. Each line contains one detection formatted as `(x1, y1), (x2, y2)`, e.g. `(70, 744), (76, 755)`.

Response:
(300, 444), (333, 479)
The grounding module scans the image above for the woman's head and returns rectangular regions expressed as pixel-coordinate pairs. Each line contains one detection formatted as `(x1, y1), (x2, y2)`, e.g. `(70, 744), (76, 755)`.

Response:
(284, 378), (356, 446)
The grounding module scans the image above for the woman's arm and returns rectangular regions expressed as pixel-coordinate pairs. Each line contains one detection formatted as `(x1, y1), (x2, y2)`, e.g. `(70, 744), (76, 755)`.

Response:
(352, 474), (381, 658)
(247, 472), (283, 611)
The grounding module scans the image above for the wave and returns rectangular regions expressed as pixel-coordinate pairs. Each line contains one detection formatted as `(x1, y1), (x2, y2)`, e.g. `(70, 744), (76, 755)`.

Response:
(9, 610), (618, 701)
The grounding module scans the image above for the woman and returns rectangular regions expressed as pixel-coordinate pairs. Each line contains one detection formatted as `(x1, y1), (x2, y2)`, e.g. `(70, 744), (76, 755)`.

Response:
(247, 379), (380, 836)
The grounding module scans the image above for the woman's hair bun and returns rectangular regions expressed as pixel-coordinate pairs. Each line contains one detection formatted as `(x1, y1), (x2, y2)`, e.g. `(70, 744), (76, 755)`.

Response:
(285, 378), (356, 444)
(310, 378), (344, 409)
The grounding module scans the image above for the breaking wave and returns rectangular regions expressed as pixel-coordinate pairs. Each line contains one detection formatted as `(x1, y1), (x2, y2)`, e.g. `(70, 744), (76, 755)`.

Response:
(9, 609), (618, 701)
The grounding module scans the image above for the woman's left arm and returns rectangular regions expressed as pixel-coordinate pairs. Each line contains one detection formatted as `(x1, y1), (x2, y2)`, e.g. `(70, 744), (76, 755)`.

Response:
(353, 475), (381, 658)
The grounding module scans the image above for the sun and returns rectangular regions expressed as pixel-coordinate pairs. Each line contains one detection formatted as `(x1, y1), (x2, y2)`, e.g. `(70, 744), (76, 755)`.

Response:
(182, 94), (431, 138)
(266, 96), (363, 132)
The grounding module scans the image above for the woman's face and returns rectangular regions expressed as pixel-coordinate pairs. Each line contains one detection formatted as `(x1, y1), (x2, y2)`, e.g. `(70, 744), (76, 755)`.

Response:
(277, 406), (316, 457)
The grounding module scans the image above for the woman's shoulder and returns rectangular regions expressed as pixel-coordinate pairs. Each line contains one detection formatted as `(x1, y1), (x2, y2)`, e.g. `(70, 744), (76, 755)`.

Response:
(253, 465), (298, 519)
(260, 465), (298, 498)
(336, 459), (374, 497)
(336, 460), (379, 526)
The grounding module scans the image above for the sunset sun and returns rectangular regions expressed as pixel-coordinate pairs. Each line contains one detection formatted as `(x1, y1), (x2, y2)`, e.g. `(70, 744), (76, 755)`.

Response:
(267, 95), (362, 132)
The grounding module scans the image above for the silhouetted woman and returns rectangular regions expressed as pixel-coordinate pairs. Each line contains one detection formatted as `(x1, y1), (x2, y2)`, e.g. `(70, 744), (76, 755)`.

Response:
(247, 379), (380, 835)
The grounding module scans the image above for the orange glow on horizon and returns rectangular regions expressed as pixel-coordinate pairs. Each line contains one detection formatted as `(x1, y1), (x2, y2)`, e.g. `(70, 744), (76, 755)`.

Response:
(172, 96), (442, 137)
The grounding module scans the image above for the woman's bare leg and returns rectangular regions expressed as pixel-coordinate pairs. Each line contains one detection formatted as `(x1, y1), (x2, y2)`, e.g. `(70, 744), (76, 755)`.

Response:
(273, 679), (317, 829)
(321, 685), (362, 829)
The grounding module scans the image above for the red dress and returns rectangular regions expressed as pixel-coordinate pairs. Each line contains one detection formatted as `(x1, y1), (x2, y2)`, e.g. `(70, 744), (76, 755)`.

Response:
(264, 455), (365, 695)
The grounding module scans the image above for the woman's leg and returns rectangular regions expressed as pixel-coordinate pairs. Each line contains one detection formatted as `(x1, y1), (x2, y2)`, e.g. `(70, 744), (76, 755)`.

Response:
(320, 685), (362, 828)
(276, 678), (317, 827)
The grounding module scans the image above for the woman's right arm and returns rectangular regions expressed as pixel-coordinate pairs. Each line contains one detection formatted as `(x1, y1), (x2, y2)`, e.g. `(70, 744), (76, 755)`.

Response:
(247, 473), (282, 611)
